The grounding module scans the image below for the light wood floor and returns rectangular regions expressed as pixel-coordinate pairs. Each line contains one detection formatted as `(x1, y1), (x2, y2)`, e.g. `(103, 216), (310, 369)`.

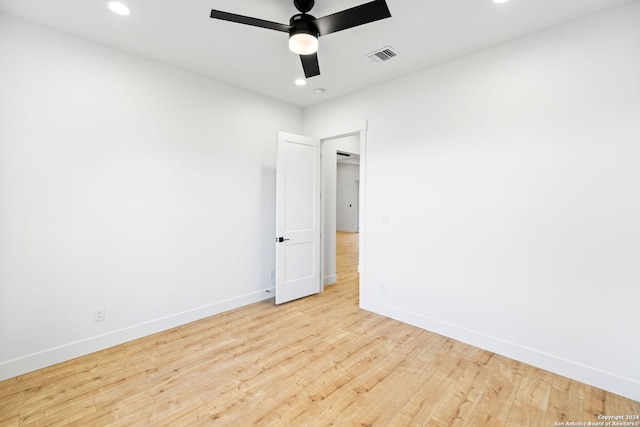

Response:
(1, 232), (638, 426)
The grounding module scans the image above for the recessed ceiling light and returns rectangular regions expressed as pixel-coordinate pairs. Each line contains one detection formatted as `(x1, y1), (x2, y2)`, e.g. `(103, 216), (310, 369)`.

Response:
(294, 78), (307, 86)
(106, 1), (130, 16)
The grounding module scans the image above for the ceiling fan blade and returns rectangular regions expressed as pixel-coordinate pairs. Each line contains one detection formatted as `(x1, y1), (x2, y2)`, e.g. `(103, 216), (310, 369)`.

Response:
(300, 53), (320, 78)
(210, 10), (291, 32)
(314, 0), (391, 36)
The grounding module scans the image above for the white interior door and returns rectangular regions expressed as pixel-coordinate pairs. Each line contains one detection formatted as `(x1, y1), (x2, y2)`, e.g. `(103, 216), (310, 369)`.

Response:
(275, 131), (321, 304)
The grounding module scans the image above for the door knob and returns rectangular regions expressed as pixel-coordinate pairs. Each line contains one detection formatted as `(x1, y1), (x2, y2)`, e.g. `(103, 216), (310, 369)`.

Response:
(276, 237), (290, 242)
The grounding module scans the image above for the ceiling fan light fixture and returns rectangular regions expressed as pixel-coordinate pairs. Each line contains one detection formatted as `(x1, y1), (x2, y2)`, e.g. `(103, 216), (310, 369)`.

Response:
(289, 31), (318, 55)
(210, 0), (392, 77)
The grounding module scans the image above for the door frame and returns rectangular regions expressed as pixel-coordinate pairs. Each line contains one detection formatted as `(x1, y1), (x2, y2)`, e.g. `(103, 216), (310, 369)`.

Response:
(355, 179), (360, 233)
(318, 122), (367, 304)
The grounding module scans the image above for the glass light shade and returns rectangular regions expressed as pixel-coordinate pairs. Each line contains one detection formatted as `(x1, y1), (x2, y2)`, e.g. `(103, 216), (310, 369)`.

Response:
(289, 33), (318, 55)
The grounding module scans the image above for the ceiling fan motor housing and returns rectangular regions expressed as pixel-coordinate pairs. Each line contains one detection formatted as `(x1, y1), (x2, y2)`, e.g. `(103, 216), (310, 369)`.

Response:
(289, 13), (319, 39)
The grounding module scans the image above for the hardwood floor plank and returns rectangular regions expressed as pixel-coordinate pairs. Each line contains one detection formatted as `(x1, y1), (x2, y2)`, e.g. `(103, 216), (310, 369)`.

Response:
(1, 232), (638, 426)
(515, 371), (552, 412)
(506, 399), (546, 426)
(0, 412), (19, 427)
(544, 384), (585, 426)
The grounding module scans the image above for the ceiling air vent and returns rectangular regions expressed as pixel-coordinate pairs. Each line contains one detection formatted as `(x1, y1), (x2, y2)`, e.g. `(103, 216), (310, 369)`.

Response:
(366, 46), (398, 63)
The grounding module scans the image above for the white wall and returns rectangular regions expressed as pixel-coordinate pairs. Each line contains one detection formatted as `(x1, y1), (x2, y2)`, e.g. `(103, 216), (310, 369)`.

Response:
(0, 14), (303, 380)
(336, 135), (360, 156)
(305, 1), (640, 401)
(336, 163), (360, 232)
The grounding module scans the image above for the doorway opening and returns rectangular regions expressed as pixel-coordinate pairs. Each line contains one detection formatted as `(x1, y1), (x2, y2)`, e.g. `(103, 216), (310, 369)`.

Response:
(336, 151), (360, 233)
(321, 132), (363, 300)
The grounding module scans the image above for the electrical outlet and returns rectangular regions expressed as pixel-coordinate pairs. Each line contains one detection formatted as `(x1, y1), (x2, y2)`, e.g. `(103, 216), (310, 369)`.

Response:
(269, 269), (275, 280)
(94, 308), (106, 322)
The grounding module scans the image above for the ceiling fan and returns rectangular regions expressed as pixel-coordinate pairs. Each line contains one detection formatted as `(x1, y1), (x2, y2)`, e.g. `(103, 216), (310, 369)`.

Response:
(209, 0), (392, 78)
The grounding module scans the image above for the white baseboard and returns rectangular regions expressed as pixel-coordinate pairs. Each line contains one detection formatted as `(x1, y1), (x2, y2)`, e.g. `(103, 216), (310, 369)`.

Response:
(324, 274), (338, 285)
(361, 298), (640, 403)
(0, 288), (274, 381)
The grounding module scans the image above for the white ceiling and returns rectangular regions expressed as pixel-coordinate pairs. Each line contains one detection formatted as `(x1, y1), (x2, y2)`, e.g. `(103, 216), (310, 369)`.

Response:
(0, 0), (632, 107)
